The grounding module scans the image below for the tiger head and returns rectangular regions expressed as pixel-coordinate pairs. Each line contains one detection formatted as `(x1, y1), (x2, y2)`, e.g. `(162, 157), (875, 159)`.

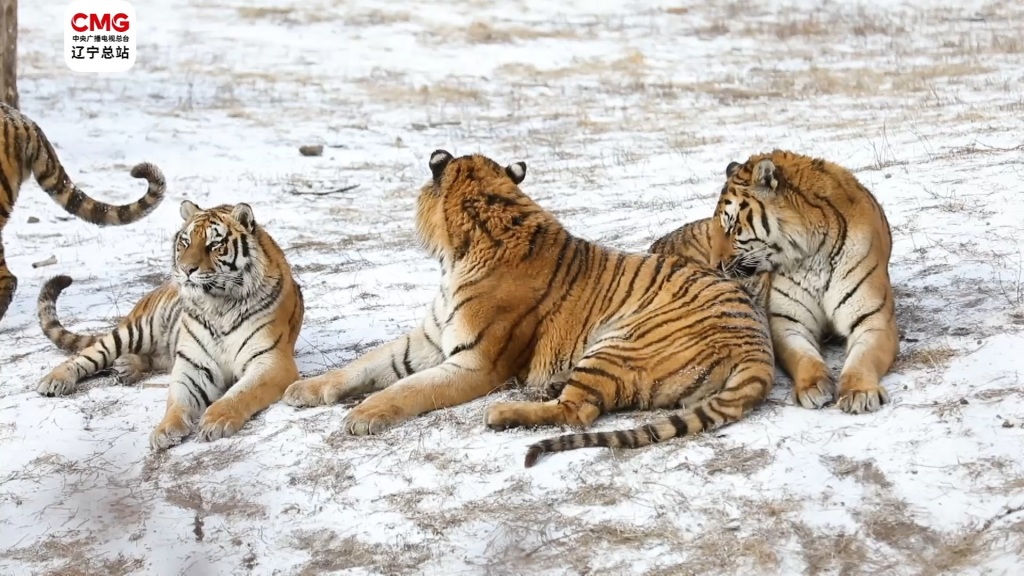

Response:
(173, 200), (265, 299)
(710, 157), (798, 276)
(415, 149), (529, 261)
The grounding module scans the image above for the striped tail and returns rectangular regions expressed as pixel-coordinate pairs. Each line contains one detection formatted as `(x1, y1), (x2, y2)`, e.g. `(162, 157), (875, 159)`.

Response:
(524, 369), (773, 468)
(37, 275), (101, 353)
(524, 409), (707, 468)
(30, 126), (166, 226)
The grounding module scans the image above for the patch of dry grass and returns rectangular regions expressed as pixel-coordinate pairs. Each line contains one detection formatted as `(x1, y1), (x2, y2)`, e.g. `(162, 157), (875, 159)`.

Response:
(162, 443), (254, 478)
(355, 76), (486, 106)
(462, 21), (580, 44)
(291, 529), (431, 576)
(164, 484), (268, 520)
(236, 5), (409, 26)
(495, 48), (648, 83)
(7, 535), (146, 576)
(822, 455), (893, 490)
(894, 343), (958, 372)
(697, 9), (907, 40)
(794, 525), (879, 576)
(856, 497), (986, 575)
(706, 445), (774, 476)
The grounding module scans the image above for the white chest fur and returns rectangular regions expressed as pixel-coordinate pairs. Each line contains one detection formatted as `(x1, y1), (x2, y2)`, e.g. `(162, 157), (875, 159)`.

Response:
(434, 259), (478, 358)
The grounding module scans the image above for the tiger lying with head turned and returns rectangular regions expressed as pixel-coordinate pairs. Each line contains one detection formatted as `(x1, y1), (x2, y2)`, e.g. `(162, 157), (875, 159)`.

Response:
(36, 200), (304, 449)
(0, 102), (166, 324)
(283, 150), (773, 467)
(651, 150), (897, 414)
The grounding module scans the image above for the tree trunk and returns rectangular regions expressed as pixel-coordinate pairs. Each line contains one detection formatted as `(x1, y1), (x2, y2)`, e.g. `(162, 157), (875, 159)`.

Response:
(0, 0), (17, 109)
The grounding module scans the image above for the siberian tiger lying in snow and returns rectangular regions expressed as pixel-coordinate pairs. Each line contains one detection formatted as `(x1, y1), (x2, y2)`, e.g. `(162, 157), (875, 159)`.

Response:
(651, 150), (898, 415)
(36, 200), (304, 450)
(283, 150), (774, 468)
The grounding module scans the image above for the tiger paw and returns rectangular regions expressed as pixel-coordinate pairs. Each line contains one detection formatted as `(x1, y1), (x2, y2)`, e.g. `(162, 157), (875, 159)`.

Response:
(110, 356), (147, 386)
(836, 374), (889, 414)
(36, 365), (78, 397)
(282, 375), (346, 407)
(484, 402), (532, 431)
(149, 408), (195, 450)
(343, 395), (408, 436)
(793, 375), (835, 409)
(196, 400), (248, 442)
(485, 401), (568, 431)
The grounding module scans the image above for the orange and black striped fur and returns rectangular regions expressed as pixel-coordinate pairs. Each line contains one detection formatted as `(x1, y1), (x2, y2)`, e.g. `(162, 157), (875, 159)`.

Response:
(283, 150), (773, 468)
(0, 103), (165, 323)
(650, 216), (717, 268)
(37, 200), (304, 450)
(648, 217), (770, 305)
(687, 149), (897, 414)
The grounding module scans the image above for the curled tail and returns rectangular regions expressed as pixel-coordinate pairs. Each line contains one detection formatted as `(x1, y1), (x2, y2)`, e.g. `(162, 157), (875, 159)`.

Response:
(29, 123), (166, 225)
(38, 275), (101, 353)
(524, 365), (774, 468)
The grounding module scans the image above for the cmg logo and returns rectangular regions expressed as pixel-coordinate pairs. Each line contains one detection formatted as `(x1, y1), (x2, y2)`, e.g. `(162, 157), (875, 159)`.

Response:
(64, 0), (137, 73)
(70, 13), (131, 33)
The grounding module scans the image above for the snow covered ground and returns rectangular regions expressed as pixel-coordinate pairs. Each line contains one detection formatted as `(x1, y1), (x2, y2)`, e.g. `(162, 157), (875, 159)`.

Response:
(2, 0), (1023, 574)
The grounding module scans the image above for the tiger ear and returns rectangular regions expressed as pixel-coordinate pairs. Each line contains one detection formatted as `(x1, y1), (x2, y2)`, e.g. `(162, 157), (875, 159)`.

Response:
(429, 149), (454, 182)
(505, 161), (527, 185)
(726, 161), (742, 177)
(179, 200), (201, 220)
(231, 203), (256, 232)
(752, 159), (778, 191)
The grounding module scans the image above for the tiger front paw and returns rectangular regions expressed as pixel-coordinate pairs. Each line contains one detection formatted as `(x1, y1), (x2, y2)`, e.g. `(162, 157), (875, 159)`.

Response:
(37, 364), (79, 397)
(196, 400), (248, 442)
(282, 374), (347, 408)
(343, 395), (409, 436)
(792, 362), (835, 409)
(149, 406), (195, 450)
(793, 375), (835, 409)
(836, 373), (889, 414)
(110, 356), (148, 386)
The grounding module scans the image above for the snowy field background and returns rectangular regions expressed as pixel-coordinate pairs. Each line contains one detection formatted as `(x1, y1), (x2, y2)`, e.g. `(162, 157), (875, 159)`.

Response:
(2, 0), (1024, 574)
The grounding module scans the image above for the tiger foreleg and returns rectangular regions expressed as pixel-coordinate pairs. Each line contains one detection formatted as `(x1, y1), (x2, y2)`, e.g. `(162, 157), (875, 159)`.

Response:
(197, 351), (299, 442)
(344, 354), (507, 436)
(835, 287), (898, 414)
(772, 316), (834, 409)
(283, 322), (444, 408)
(110, 353), (172, 385)
(150, 349), (225, 450)
(37, 332), (126, 396)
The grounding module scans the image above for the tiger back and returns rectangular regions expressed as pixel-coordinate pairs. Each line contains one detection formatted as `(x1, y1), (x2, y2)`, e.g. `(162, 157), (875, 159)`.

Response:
(36, 200), (304, 450)
(282, 150), (774, 468)
(649, 216), (771, 310)
(0, 102), (166, 322)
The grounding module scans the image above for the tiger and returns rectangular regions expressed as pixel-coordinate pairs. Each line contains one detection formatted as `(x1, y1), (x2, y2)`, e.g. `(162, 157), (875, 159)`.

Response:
(36, 200), (305, 450)
(655, 149), (897, 415)
(649, 216), (717, 268)
(282, 150), (774, 468)
(648, 216), (771, 302)
(0, 102), (166, 323)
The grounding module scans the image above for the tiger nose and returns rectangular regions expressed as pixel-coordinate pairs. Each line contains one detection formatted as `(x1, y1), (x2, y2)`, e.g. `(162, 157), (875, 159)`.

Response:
(181, 265), (199, 277)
